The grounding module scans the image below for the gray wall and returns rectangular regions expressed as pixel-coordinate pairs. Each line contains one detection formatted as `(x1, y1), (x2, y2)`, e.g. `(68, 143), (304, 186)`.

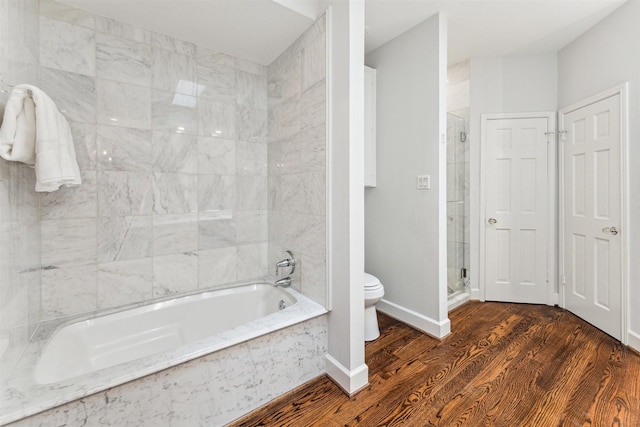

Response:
(468, 53), (558, 297)
(470, 54), (558, 115)
(364, 13), (448, 335)
(558, 0), (640, 346)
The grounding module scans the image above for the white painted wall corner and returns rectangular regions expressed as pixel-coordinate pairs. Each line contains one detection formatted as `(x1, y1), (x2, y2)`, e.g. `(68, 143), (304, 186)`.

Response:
(324, 354), (369, 396)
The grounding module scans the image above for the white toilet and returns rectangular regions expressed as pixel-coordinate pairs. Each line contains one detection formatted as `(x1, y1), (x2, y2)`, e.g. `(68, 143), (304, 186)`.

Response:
(364, 273), (385, 341)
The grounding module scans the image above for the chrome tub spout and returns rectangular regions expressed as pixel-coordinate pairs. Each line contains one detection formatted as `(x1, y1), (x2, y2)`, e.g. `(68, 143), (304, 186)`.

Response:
(274, 277), (291, 288)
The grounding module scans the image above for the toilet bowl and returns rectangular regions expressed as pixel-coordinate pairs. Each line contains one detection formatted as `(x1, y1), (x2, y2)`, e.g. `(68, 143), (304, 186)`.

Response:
(364, 273), (385, 341)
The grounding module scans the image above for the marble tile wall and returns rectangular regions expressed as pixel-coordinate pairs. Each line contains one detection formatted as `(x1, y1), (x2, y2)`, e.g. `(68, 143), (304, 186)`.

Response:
(447, 61), (470, 292)
(7, 314), (328, 427)
(3, 3), (329, 425)
(0, 0), (42, 378)
(267, 15), (327, 305)
(37, 0), (270, 320)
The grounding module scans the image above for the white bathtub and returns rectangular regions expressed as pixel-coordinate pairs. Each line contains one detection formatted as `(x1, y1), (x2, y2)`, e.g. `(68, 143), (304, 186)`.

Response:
(34, 283), (296, 384)
(0, 281), (327, 425)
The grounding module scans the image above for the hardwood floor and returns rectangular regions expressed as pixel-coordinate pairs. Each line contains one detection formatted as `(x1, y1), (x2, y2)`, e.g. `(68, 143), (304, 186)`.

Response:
(230, 302), (640, 426)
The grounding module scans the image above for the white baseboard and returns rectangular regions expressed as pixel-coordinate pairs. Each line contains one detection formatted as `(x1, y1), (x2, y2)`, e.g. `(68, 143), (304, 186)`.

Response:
(448, 292), (471, 311)
(324, 354), (369, 396)
(470, 288), (482, 301)
(377, 299), (451, 338)
(628, 330), (640, 352)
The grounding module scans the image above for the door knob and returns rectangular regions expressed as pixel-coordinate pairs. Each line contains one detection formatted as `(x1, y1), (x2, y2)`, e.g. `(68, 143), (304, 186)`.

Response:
(488, 218), (497, 225)
(602, 226), (618, 235)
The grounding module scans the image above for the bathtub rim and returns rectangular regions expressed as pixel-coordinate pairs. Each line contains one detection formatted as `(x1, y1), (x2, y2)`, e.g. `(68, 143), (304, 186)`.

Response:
(34, 279), (294, 349)
(0, 277), (327, 426)
(33, 281), (299, 385)
(43, 278), (294, 336)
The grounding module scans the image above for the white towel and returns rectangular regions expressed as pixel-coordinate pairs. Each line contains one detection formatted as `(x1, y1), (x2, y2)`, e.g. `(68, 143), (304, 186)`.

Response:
(0, 84), (81, 192)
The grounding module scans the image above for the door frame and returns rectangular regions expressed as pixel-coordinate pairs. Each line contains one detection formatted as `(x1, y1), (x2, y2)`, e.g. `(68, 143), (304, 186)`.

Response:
(558, 84), (629, 345)
(479, 112), (557, 305)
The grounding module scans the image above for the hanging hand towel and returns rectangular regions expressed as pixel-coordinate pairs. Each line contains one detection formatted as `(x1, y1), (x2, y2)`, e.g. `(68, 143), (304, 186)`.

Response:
(0, 84), (81, 192)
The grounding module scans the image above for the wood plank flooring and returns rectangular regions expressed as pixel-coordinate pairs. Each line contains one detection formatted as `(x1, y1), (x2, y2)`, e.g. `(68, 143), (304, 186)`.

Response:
(230, 302), (640, 426)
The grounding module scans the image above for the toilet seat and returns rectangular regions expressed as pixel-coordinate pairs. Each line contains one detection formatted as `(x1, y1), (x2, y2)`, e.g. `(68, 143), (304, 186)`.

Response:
(364, 273), (382, 290)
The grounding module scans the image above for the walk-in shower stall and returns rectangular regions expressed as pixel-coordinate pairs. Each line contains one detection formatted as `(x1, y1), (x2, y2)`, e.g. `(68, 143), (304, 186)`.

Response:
(447, 113), (469, 305)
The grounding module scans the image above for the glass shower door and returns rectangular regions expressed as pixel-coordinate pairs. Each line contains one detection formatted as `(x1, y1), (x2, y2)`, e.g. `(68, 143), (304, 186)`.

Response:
(447, 114), (468, 297)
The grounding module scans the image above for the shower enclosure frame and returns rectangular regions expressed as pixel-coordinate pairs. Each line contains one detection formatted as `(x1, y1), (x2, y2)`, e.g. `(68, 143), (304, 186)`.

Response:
(446, 113), (470, 305)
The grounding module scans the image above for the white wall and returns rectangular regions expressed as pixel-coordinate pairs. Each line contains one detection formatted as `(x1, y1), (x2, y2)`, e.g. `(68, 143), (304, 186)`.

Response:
(323, 0), (368, 394)
(558, 0), (640, 350)
(364, 13), (450, 338)
(469, 53), (558, 299)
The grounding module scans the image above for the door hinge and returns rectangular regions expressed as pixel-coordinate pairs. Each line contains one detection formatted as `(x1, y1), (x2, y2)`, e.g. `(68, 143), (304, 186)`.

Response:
(545, 130), (567, 143)
(558, 129), (567, 142)
(561, 274), (566, 286)
(546, 271), (550, 283)
(544, 131), (554, 143)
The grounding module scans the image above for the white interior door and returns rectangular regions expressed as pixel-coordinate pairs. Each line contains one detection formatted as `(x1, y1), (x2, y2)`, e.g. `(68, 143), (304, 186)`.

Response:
(483, 115), (552, 304)
(562, 93), (622, 340)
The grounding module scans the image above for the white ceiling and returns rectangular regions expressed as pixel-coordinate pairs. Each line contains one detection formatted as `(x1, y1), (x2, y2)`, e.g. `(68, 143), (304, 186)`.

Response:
(59, 0), (316, 65)
(60, 0), (627, 66)
(365, 0), (628, 65)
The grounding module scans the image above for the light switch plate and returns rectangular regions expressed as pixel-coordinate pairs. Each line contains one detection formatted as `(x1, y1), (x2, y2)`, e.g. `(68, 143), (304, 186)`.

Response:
(417, 175), (430, 189)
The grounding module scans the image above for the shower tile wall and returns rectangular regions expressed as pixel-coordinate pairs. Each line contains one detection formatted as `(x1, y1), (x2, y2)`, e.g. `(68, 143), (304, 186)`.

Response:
(267, 16), (327, 305)
(447, 60), (470, 288)
(37, 0), (270, 320)
(0, 0), (41, 376)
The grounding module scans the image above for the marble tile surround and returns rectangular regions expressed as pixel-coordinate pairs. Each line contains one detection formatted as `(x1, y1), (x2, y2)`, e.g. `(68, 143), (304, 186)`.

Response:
(0, 0), (41, 383)
(2, 4), (329, 424)
(32, 2), (328, 319)
(35, 0), (298, 320)
(0, 0), (329, 310)
(1, 285), (327, 426)
(267, 15), (327, 303)
(0, 162), (41, 378)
